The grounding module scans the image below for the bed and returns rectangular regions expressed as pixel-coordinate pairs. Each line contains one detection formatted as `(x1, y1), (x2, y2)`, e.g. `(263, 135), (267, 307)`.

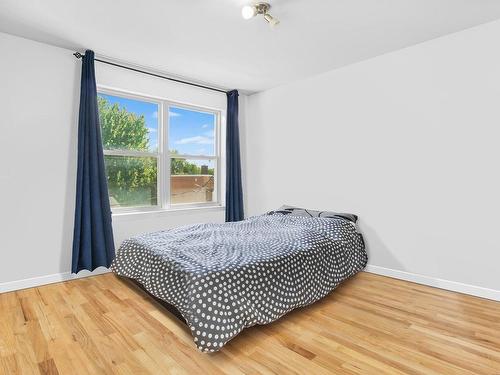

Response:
(111, 208), (367, 352)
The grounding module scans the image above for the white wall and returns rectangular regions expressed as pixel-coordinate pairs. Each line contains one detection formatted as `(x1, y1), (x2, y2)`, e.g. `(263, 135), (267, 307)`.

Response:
(0, 32), (235, 289)
(244, 20), (500, 295)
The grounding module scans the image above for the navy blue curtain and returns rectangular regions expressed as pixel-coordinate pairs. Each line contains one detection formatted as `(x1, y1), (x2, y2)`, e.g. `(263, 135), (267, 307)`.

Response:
(71, 50), (115, 273)
(225, 90), (244, 222)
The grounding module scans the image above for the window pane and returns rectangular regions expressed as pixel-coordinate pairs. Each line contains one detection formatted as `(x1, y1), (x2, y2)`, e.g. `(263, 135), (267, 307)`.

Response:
(169, 106), (216, 156)
(104, 155), (158, 208)
(170, 159), (215, 204)
(98, 93), (159, 152)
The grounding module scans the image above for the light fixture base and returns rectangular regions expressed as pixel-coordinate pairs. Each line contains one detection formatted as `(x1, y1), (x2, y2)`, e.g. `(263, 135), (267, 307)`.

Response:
(254, 2), (271, 15)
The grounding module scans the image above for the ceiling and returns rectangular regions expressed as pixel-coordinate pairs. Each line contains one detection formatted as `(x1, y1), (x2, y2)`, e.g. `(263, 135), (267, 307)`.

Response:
(1, 0), (500, 93)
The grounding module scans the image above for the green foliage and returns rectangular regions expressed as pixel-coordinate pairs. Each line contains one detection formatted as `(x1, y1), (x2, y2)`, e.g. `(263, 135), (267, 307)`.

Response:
(98, 97), (149, 151)
(98, 96), (156, 207)
(103, 156), (157, 207)
(170, 151), (214, 176)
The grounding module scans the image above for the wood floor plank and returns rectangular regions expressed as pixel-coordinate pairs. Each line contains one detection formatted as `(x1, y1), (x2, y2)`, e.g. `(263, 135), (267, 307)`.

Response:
(0, 272), (499, 374)
(38, 358), (59, 375)
(0, 355), (20, 375)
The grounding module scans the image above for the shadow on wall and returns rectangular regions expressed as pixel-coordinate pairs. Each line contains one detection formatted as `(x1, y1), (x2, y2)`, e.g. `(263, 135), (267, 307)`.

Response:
(358, 220), (403, 271)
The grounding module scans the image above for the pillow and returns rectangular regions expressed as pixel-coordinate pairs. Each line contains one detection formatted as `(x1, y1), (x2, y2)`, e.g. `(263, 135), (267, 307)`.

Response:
(270, 205), (358, 223)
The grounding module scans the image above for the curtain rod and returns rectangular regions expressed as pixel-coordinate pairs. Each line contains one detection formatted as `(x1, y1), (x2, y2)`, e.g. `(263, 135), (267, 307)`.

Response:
(73, 52), (228, 94)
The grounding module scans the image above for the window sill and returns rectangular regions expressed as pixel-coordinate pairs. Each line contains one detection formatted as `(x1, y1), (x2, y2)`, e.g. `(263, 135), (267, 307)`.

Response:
(112, 205), (225, 219)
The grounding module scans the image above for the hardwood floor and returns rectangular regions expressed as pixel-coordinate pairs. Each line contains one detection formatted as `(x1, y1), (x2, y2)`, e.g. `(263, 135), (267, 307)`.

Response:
(1, 272), (499, 375)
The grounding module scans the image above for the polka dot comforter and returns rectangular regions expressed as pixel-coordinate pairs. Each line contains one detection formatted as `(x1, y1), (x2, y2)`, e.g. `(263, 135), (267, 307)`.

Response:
(111, 213), (367, 352)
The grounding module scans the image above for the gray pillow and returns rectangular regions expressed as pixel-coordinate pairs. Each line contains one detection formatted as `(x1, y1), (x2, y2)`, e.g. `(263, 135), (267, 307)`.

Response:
(270, 205), (358, 223)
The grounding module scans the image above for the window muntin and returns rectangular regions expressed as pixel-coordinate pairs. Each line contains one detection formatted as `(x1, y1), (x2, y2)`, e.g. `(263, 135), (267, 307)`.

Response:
(97, 89), (220, 212)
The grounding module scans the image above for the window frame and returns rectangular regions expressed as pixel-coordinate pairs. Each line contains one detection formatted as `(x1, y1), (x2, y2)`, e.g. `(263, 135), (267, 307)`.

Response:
(97, 86), (222, 214)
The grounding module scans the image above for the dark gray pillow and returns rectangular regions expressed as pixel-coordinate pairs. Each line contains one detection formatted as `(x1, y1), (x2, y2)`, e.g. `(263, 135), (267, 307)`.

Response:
(270, 205), (358, 223)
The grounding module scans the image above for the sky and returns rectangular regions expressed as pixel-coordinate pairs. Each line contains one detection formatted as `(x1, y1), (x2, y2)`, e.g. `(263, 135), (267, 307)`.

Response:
(169, 106), (215, 156)
(98, 93), (215, 156)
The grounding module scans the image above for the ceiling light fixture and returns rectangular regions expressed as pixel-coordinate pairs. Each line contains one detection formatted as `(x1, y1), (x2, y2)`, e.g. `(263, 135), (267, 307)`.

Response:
(242, 2), (280, 28)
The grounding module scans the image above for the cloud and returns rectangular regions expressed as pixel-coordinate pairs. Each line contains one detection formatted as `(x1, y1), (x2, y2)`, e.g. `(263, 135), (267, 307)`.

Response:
(169, 111), (181, 117)
(175, 136), (213, 145)
(148, 127), (157, 133)
(201, 123), (210, 129)
(152, 111), (158, 119)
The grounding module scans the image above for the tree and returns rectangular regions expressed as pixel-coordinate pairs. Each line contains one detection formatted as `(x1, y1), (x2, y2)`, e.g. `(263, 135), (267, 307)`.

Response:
(99, 97), (156, 207)
(99, 97), (149, 151)
(170, 150), (214, 176)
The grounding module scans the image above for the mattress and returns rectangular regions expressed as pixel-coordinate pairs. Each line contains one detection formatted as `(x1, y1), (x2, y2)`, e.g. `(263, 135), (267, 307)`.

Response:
(111, 213), (367, 352)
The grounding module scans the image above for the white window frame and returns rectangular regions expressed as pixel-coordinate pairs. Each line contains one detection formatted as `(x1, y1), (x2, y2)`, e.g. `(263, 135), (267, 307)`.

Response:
(97, 87), (222, 214)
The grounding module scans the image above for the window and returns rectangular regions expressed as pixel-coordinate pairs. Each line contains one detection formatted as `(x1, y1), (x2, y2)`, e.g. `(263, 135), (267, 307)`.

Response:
(97, 89), (221, 212)
(168, 106), (217, 205)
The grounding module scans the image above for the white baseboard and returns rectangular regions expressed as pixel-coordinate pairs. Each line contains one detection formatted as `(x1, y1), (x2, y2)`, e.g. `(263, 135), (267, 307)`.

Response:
(365, 264), (500, 302)
(2, 264), (499, 302)
(0, 267), (111, 294)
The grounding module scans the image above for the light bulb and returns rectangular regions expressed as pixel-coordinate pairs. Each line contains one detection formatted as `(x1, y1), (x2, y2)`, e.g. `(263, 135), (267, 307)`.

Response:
(242, 5), (256, 20)
(263, 13), (280, 27)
